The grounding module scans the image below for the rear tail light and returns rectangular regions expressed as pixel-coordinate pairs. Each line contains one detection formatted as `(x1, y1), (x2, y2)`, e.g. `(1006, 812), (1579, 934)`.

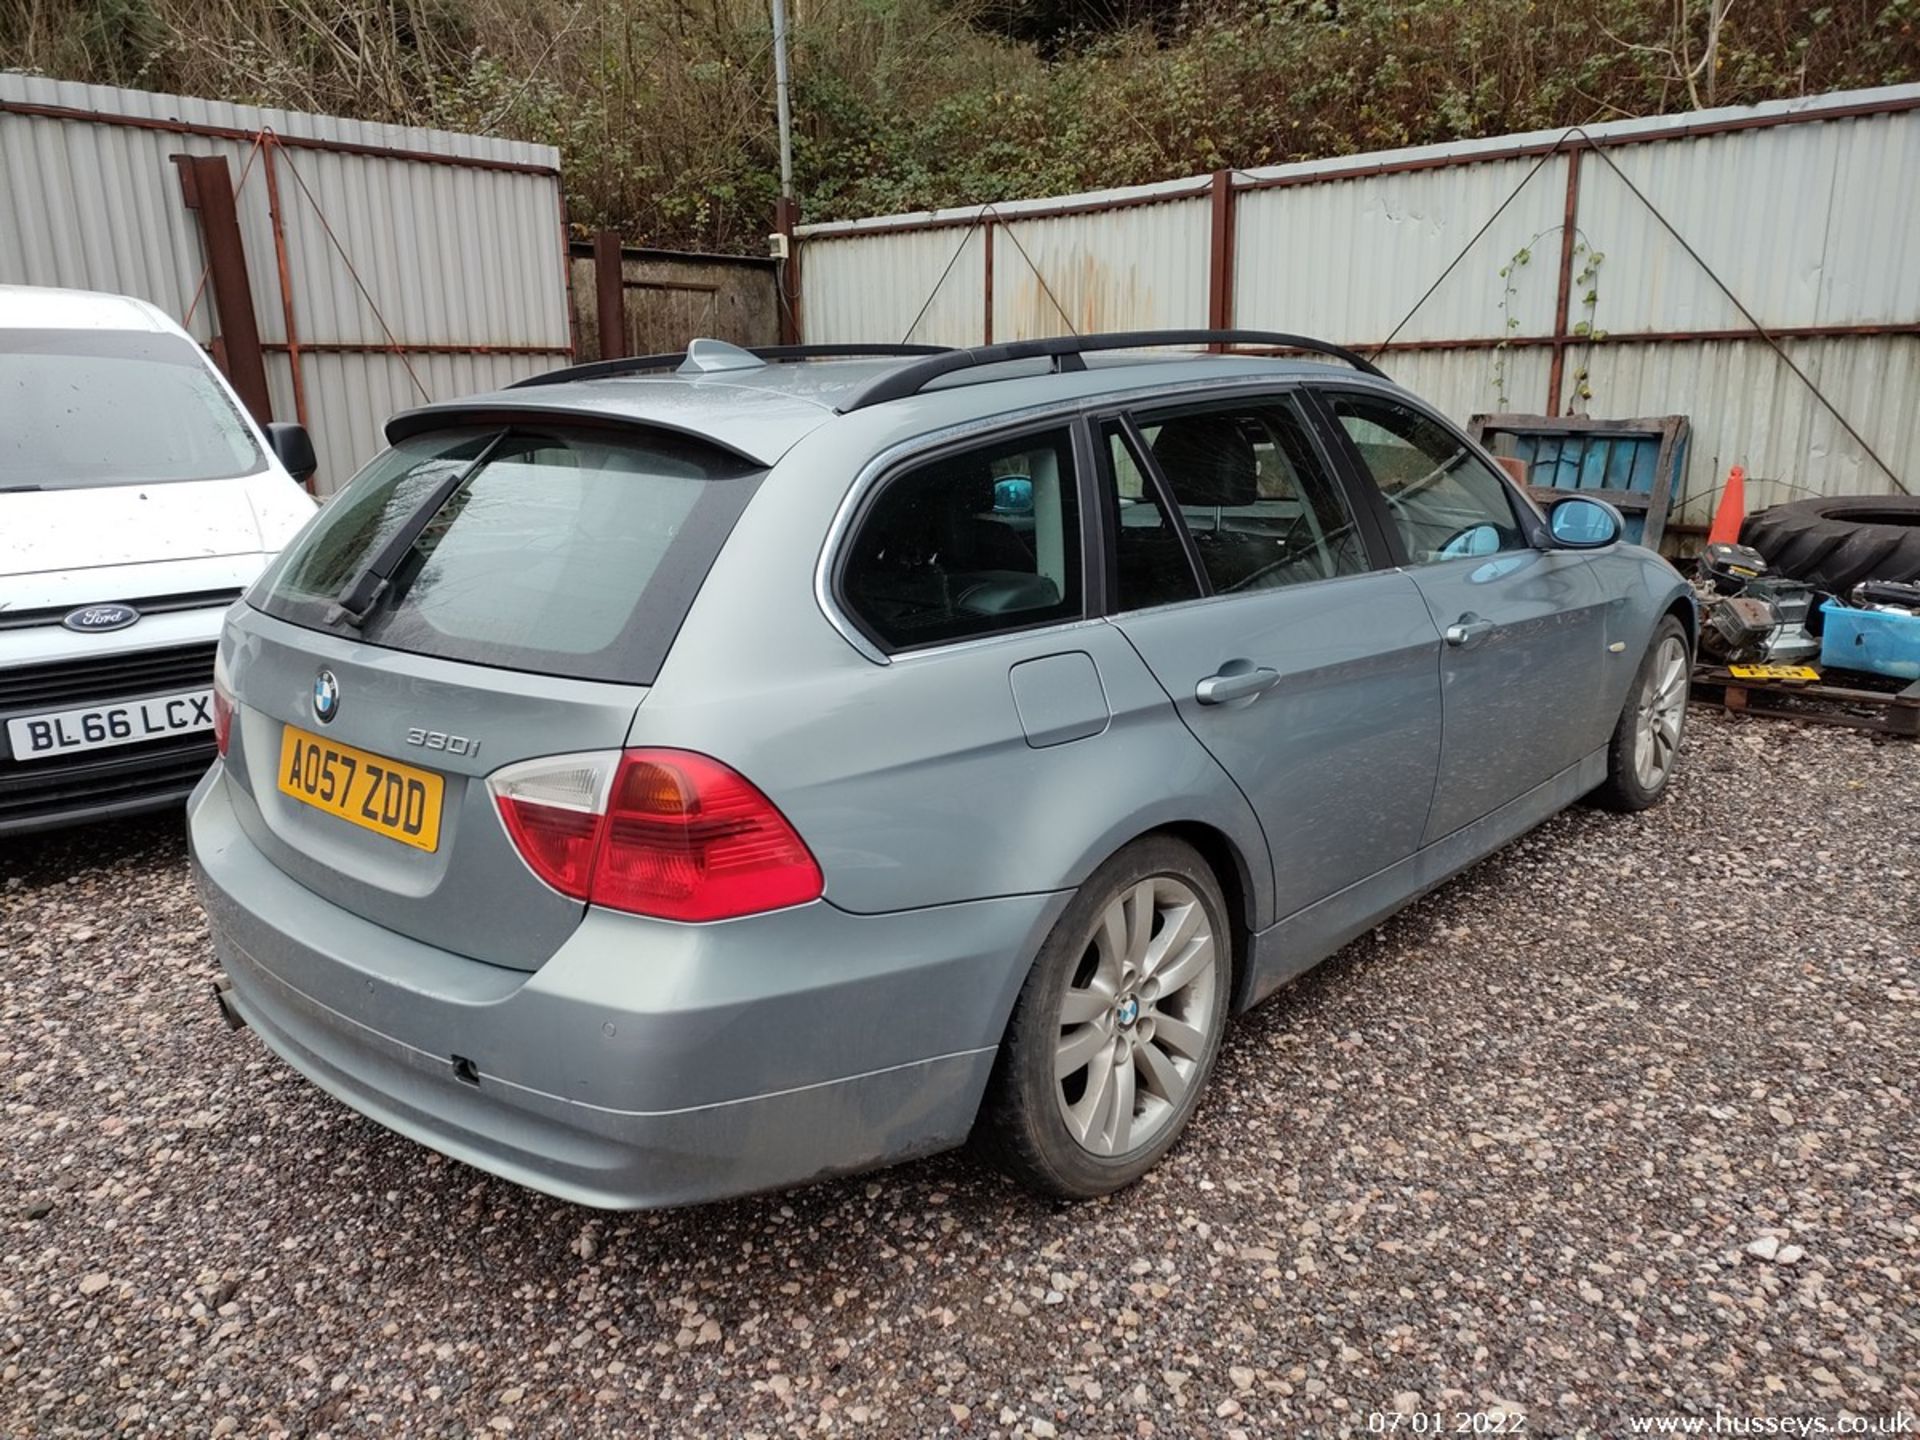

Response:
(487, 749), (823, 922)
(212, 652), (236, 757)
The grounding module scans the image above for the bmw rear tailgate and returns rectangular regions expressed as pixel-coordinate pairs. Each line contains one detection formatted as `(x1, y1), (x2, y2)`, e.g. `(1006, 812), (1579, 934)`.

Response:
(218, 421), (762, 971)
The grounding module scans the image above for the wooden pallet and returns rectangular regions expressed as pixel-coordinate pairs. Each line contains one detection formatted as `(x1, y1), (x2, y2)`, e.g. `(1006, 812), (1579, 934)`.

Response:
(1691, 665), (1920, 738)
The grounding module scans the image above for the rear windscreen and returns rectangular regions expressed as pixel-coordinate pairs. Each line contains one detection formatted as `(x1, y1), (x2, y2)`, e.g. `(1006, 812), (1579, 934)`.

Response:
(252, 425), (762, 683)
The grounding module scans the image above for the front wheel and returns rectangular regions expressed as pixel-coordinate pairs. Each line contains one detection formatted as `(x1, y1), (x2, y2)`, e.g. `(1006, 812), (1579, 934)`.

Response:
(1593, 615), (1690, 812)
(977, 837), (1232, 1199)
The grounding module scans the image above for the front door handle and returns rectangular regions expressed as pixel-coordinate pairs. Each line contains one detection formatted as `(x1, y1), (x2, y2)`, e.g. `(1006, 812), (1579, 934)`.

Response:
(1444, 614), (1496, 650)
(1195, 665), (1281, 706)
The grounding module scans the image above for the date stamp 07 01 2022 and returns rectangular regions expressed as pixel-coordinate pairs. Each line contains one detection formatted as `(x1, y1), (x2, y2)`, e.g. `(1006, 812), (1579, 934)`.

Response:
(1367, 1412), (1526, 1434)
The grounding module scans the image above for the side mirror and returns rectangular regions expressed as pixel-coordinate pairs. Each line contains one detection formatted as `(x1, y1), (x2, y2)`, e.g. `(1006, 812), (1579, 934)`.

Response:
(1548, 496), (1623, 549)
(263, 422), (318, 485)
(993, 475), (1034, 515)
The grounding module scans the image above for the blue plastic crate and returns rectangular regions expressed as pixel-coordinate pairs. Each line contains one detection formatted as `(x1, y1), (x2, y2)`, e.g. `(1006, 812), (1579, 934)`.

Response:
(1820, 601), (1920, 681)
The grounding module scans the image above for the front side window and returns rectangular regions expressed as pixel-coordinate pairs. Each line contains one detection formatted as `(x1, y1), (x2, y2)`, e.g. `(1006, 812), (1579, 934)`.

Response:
(0, 328), (264, 489)
(1329, 393), (1527, 563)
(1129, 397), (1371, 596)
(841, 427), (1082, 651)
(255, 424), (760, 683)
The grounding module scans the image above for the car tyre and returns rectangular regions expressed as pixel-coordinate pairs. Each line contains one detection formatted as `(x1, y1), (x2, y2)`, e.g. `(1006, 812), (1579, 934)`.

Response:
(1741, 495), (1920, 592)
(1593, 614), (1691, 812)
(977, 836), (1232, 1199)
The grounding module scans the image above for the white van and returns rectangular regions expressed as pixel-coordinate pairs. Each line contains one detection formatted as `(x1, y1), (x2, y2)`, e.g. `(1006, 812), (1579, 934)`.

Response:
(1, 285), (317, 835)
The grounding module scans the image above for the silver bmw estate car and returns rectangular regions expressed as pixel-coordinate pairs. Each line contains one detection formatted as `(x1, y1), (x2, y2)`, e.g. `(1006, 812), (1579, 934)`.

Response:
(190, 330), (1694, 1209)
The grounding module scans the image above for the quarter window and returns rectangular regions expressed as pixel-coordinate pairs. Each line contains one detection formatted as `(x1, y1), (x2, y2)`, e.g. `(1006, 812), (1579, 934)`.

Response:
(841, 427), (1082, 651)
(1329, 394), (1527, 563)
(1126, 397), (1371, 597)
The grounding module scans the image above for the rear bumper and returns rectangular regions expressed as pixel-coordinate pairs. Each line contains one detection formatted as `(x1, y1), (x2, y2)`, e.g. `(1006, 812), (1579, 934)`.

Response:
(188, 763), (1067, 1209)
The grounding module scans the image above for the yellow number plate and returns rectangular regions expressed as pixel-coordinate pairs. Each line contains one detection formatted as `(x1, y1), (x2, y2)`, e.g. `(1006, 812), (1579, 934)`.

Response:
(1727, 663), (1820, 682)
(277, 724), (445, 852)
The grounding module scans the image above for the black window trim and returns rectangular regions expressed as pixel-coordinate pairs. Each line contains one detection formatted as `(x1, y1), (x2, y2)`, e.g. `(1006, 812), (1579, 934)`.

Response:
(1085, 384), (1404, 618)
(829, 415), (1096, 659)
(1306, 382), (1552, 567)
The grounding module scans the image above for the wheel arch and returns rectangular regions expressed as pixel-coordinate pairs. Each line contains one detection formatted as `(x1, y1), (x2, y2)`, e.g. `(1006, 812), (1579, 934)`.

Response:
(986, 809), (1267, 1050)
(1663, 590), (1698, 653)
(1143, 820), (1257, 1012)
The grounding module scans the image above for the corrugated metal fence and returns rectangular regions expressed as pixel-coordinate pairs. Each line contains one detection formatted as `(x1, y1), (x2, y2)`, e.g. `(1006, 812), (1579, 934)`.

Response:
(0, 74), (572, 493)
(798, 85), (1920, 528)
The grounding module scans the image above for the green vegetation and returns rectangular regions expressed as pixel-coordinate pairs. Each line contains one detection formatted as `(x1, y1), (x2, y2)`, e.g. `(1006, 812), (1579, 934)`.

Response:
(4, 0), (1915, 252)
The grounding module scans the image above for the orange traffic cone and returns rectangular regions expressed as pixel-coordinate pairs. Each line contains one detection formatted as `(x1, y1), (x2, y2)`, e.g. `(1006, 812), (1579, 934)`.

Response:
(1707, 465), (1747, 545)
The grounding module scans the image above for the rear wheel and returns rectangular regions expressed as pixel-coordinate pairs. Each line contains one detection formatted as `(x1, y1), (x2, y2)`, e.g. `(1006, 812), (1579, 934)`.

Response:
(978, 837), (1231, 1199)
(1593, 615), (1690, 812)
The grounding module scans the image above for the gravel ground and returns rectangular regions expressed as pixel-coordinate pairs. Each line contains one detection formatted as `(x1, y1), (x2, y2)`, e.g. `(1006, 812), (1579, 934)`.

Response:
(2, 711), (1916, 1439)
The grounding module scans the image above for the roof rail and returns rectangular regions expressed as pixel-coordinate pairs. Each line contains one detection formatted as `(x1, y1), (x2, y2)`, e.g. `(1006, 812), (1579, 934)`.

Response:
(507, 342), (954, 390)
(838, 329), (1387, 411)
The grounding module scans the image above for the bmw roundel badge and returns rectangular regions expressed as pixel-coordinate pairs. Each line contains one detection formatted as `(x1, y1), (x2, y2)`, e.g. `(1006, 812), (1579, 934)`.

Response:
(61, 603), (141, 633)
(312, 668), (341, 724)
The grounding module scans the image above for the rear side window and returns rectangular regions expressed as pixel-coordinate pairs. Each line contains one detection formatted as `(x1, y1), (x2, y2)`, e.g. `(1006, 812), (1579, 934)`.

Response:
(1130, 397), (1372, 595)
(841, 427), (1082, 651)
(254, 426), (760, 683)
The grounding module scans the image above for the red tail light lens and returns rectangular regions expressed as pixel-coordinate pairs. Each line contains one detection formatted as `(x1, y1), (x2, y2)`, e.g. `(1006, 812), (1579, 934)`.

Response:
(594, 751), (824, 921)
(212, 656), (236, 757)
(488, 749), (823, 922)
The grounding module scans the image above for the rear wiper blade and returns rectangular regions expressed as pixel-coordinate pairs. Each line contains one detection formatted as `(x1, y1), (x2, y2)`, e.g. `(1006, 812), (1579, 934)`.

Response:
(328, 431), (507, 626)
(0, 483), (43, 493)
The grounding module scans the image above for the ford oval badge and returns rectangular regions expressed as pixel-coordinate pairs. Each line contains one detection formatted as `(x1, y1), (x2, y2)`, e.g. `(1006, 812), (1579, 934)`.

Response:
(62, 603), (141, 633)
(313, 668), (341, 724)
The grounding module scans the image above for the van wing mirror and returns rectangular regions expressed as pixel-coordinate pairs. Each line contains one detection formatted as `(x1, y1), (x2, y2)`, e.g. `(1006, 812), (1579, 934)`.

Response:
(264, 423), (318, 486)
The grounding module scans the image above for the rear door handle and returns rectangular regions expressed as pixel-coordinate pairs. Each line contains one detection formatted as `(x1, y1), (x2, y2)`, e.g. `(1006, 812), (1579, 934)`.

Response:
(1195, 665), (1281, 706)
(1444, 614), (1496, 650)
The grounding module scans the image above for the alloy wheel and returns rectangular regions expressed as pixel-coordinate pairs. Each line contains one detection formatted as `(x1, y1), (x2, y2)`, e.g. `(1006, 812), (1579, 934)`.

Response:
(1634, 634), (1689, 790)
(1054, 876), (1219, 1157)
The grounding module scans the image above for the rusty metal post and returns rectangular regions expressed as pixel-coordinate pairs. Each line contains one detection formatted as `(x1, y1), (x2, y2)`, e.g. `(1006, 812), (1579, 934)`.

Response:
(1546, 147), (1584, 416)
(593, 229), (627, 361)
(1207, 170), (1235, 351)
(982, 218), (995, 345)
(775, 197), (802, 346)
(258, 134), (309, 434)
(559, 194), (579, 359)
(172, 152), (273, 424)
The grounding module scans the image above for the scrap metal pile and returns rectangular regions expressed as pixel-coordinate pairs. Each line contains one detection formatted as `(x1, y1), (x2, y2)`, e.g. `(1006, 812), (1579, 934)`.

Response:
(1689, 487), (1920, 737)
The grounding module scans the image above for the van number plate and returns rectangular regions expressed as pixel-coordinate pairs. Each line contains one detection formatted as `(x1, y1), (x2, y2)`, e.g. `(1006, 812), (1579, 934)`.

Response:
(277, 724), (445, 852)
(6, 689), (213, 761)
